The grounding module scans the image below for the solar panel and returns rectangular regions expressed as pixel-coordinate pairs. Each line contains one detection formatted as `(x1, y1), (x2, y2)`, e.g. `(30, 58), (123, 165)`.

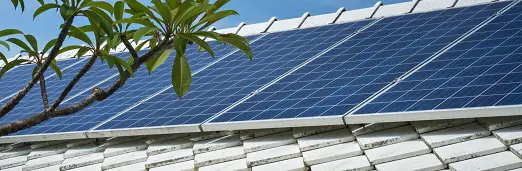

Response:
(204, 1), (511, 130)
(0, 59), (81, 103)
(90, 20), (373, 135)
(351, 1), (522, 121)
(9, 37), (260, 136)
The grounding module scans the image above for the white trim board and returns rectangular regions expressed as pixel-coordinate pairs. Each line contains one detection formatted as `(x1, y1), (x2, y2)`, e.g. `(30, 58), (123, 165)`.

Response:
(201, 115), (344, 132)
(344, 105), (522, 124)
(86, 124), (201, 138)
(0, 131), (86, 144)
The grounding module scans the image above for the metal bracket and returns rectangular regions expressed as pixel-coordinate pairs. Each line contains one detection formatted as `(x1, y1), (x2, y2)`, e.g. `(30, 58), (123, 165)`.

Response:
(369, 1), (383, 18)
(296, 12), (311, 29)
(330, 7), (346, 24)
(450, 0), (459, 8)
(407, 0), (422, 14)
(234, 22), (246, 34)
(262, 17), (277, 33)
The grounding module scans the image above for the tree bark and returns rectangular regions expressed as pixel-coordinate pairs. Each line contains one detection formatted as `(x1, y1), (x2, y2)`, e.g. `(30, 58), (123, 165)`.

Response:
(39, 72), (49, 109)
(120, 35), (139, 60)
(0, 16), (76, 118)
(49, 55), (97, 111)
(0, 39), (174, 136)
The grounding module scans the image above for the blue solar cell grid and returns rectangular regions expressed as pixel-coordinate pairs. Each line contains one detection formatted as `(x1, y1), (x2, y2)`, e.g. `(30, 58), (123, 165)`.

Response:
(355, 1), (522, 115)
(0, 59), (80, 103)
(12, 38), (257, 135)
(209, 1), (510, 123)
(95, 20), (373, 130)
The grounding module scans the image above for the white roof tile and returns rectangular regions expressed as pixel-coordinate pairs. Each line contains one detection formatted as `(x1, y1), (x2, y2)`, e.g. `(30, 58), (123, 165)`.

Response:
(300, 13), (337, 28)
(412, 0), (455, 13)
(199, 158), (248, 171)
(297, 128), (354, 151)
(421, 122), (490, 148)
(103, 139), (148, 158)
(266, 18), (302, 33)
(511, 143), (522, 159)
(411, 118), (476, 133)
(349, 122), (409, 136)
(194, 146), (245, 167)
(493, 124), (522, 145)
(449, 151), (522, 171)
(60, 152), (104, 170)
(4, 166), (25, 171)
(311, 155), (373, 171)
(28, 144), (67, 160)
(243, 131), (296, 153)
(252, 157), (305, 171)
(365, 139), (431, 165)
(0, 155), (27, 170)
(23, 153), (64, 171)
(356, 125), (419, 150)
(64, 143), (104, 159)
(375, 154), (446, 171)
(0, 145), (31, 160)
(68, 163), (102, 171)
(33, 165), (60, 171)
(292, 125), (345, 138)
(336, 8), (375, 24)
(146, 134), (189, 145)
(145, 148), (193, 169)
(148, 160), (194, 171)
(66, 139), (97, 148)
(106, 162), (146, 171)
(246, 144), (301, 167)
(239, 128), (291, 141)
(434, 136), (507, 164)
(147, 137), (193, 156)
(30, 141), (66, 150)
(479, 116), (522, 131)
(189, 131), (235, 142)
(193, 134), (241, 154)
(101, 150), (147, 170)
(455, 0), (498, 7)
(302, 142), (362, 166)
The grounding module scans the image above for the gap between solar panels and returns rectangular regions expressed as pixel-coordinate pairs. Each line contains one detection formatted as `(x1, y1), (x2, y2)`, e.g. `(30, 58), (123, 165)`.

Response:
(200, 18), (383, 131)
(343, 0), (522, 124)
(86, 34), (270, 134)
(0, 57), (89, 103)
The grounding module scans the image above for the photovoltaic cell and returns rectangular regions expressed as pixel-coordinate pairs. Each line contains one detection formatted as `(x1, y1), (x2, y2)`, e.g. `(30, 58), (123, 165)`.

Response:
(209, 1), (510, 123)
(0, 59), (80, 103)
(94, 20), (372, 131)
(11, 38), (256, 135)
(354, 1), (522, 115)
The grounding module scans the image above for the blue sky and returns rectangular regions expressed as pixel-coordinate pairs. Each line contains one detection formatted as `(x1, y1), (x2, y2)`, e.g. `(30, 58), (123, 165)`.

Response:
(0, 0), (409, 58)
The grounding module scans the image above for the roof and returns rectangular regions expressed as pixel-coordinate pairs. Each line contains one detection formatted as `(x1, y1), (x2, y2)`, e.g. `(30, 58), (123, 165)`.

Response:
(2, 0), (522, 170)
(2, 116), (522, 170)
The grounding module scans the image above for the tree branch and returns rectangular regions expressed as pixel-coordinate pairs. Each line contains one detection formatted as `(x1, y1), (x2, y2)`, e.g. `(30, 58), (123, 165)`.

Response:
(0, 39), (174, 135)
(49, 55), (98, 111)
(120, 35), (139, 60)
(39, 72), (49, 109)
(0, 16), (76, 118)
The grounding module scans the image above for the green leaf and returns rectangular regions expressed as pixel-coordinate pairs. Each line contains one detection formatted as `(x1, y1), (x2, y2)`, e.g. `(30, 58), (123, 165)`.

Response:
(178, 33), (214, 57)
(37, 0), (45, 5)
(146, 47), (173, 73)
(172, 52), (191, 99)
(134, 39), (149, 52)
(0, 40), (10, 50)
(7, 38), (36, 56)
(222, 34), (253, 60)
(24, 34), (38, 52)
(166, 0), (180, 9)
(0, 59), (30, 79)
(193, 10), (238, 31)
(152, 0), (172, 23)
(76, 47), (90, 58)
(0, 29), (24, 37)
(69, 26), (93, 46)
(133, 27), (157, 44)
(114, 1), (124, 20)
(42, 39), (57, 54)
(33, 4), (60, 19)
(50, 59), (62, 79)
(83, 1), (113, 14)
(57, 45), (83, 56)
(114, 18), (157, 28)
(82, 10), (114, 38)
(124, 0), (156, 18)
(113, 56), (134, 77)
(171, 37), (191, 98)
(0, 52), (7, 63)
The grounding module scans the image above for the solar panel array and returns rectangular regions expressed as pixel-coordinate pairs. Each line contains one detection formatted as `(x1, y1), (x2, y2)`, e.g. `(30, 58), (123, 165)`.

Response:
(0, 0), (520, 139)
